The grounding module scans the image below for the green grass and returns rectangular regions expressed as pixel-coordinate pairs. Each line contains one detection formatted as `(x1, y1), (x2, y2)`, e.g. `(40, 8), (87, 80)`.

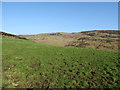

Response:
(2, 37), (120, 88)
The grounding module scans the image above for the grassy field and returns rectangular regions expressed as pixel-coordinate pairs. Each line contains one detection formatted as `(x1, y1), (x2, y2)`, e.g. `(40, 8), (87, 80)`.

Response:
(2, 37), (119, 88)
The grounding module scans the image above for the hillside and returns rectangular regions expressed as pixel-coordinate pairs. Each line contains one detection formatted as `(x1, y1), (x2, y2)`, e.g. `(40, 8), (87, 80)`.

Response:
(0, 31), (27, 40)
(2, 37), (119, 88)
(19, 30), (120, 51)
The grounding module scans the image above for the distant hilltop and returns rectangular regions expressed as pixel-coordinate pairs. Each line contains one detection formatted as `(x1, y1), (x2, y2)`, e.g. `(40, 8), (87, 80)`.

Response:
(1, 30), (119, 51)
(1, 30), (119, 35)
(80, 30), (120, 34)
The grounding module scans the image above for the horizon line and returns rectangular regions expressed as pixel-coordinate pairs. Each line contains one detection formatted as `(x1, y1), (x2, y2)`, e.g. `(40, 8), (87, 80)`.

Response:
(1, 29), (119, 35)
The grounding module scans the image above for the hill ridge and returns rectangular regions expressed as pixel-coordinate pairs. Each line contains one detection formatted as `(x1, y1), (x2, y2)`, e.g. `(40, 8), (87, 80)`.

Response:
(1, 30), (119, 51)
(0, 31), (28, 40)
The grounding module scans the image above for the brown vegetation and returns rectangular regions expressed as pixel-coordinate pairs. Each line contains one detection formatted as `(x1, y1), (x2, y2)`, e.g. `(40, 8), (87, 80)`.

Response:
(2, 30), (120, 51)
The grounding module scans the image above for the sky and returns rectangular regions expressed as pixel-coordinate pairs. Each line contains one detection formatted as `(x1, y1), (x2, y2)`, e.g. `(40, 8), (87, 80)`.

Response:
(2, 2), (118, 34)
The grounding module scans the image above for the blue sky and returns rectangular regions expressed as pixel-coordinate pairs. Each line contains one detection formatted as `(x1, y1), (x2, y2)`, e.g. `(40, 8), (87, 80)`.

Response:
(2, 2), (118, 34)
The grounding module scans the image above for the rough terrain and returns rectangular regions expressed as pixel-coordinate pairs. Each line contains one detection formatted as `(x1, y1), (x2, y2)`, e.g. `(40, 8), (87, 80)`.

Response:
(19, 30), (120, 51)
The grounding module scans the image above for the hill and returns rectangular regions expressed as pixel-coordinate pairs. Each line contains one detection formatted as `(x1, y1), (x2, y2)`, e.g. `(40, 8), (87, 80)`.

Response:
(19, 30), (120, 51)
(0, 31), (28, 40)
(2, 37), (119, 88)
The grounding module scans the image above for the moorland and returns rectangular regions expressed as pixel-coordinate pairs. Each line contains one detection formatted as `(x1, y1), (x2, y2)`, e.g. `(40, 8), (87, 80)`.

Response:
(1, 30), (120, 88)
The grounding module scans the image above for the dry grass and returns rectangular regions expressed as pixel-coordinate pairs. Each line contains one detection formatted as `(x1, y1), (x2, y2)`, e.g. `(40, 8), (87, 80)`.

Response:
(2, 30), (119, 51)
(19, 30), (119, 51)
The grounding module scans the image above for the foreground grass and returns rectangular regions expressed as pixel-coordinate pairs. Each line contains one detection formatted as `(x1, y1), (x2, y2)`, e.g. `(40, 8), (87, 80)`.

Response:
(2, 38), (119, 88)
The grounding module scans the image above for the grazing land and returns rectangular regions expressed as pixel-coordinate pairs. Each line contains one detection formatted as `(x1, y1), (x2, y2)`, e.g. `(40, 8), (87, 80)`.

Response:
(2, 31), (120, 88)
(19, 30), (120, 51)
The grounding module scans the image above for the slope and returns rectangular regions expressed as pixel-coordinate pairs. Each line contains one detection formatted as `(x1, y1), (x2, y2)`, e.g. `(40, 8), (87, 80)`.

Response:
(2, 37), (119, 88)
(20, 30), (120, 51)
